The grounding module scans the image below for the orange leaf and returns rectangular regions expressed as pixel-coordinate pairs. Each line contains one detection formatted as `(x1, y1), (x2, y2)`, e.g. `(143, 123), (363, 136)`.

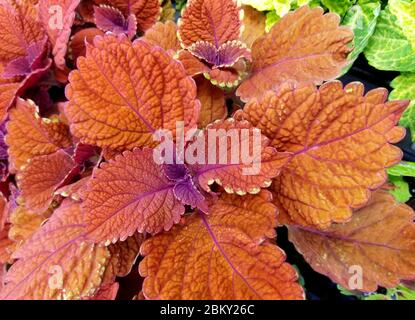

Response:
(77, 0), (95, 23)
(177, 49), (210, 76)
(87, 282), (119, 300)
(0, 192), (7, 232)
(0, 63), (20, 122)
(0, 263), (5, 291)
(178, 0), (243, 47)
(65, 34), (200, 151)
(102, 0), (161, 31)
(3, 205), (52, 260)
(1, 200), (110, 300)
(54, 176), (90, 202)
(240, 5), (266, 48)
(236, 6), (353, 102)
(0, 226), (14, 264)
(8, 206), (50, 244)
(178, 50), (247, 88)
(17, 150), (77, 213)
(0, 0), (44, 63)
(140, 191), (304, 300)
(6, 98), (72, 172)
(196, 77), (227, 128)
(142, 21), (180, 54)
(82, 148), (185, 243)
(288, 191), (415, 292)
(69, 27), (105, 63)
(242, 81), (408, 229)
(191, 117), (290, 195)
(103, 233), (144, 284)
(206, 63), (246, 88)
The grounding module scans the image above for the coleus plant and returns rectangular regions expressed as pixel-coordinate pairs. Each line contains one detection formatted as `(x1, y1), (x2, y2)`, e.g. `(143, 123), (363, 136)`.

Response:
(0, 0), (414, 300)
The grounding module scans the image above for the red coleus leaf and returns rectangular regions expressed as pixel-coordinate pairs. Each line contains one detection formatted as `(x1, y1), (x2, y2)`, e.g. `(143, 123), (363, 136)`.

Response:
(76, 0), (95, 23)
(16, 150), (77, 213)
(102, 233), (144, 284)
(1, 59), (52, 124)
(0, 263), (5, 291)
(0, 0), (45, 63)
(0, 192), (7, 232)
(236, 6), (354, 102)
(177, 49), (210, 75)
(96, 0), (161, 32)
(195, 77), (227, 128)
(65, 34), (200, 151)
(87, 282), (119, 300)
(0, 66), (20, 124)
(140, 191), (304, 300)
(0, 2), (412, 302)
(162, 162), (209, 213)
(178, 0), (242, 48)
(187, 40), (251, 68)
(39, 0), (80, 70)
(189, 117), (290, 195)
(6, 98), (72, 172)
(241, 82), (408, 229)
(177, 0), (249, 88)
(1, 200), (110, 300)
(2, 37), (48, 78)
(93, 5), (137, 39)
(288, 191), (415, 292)
(72, 143), (98, 165)
(0, 122), (8, 182)
(0, 226), (13, 264)
(82, 148), (185, 244)
(178, 49), (247, 88)
(69, 27), (104, 62)
(54, 176), (90, 202)
(0, 16), (52, 122)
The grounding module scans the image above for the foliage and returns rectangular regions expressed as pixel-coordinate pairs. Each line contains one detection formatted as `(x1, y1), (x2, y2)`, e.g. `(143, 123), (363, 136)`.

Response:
(0, 0), (413, 301)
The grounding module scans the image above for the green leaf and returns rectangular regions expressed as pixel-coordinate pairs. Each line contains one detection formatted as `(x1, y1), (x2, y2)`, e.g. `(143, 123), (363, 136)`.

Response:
(394, 284), (415, 300)
(176, 0), (187, 11)
(339, 283), (415, 300)
(390, 73), (415, 138)
(364, 7), (415, 72)
(337, 285), (364, 297)
(294, 0), (322, 7)
(273, 0), (294, 16)
(388, 175), (411, 203)
(264, 0), (320, 32)
(265, 11), (280, 32)
(295, 0), (315, 5)
(389, 0), (415, 50)
(241, 0), (274, 11)
(292, 265), (305, 286)
(387, 161), (415, 177)
(321, 0), (356, 16)
(341, 1), (381, 74)
(364, 284), (415, 300)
